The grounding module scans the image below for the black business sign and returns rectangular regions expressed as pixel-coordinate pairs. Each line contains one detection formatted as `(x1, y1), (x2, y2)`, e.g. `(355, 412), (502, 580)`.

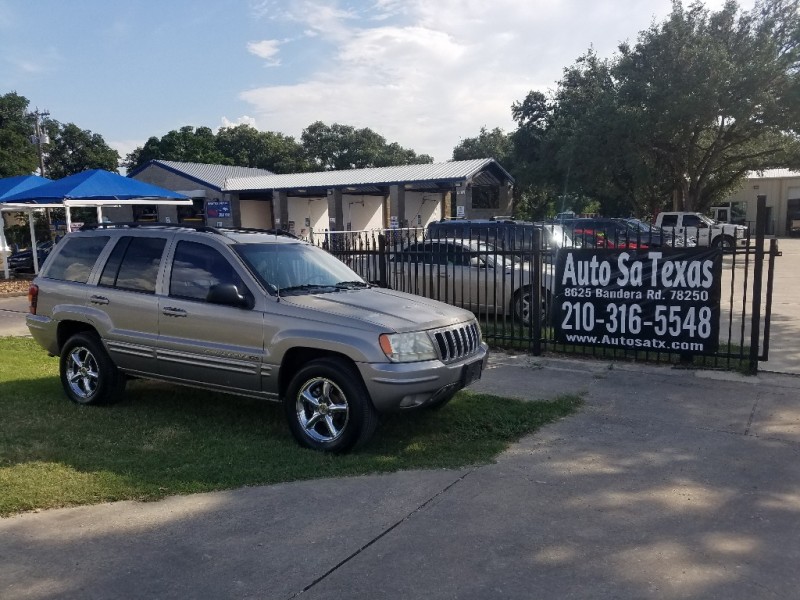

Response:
(553, 248), (723, 354)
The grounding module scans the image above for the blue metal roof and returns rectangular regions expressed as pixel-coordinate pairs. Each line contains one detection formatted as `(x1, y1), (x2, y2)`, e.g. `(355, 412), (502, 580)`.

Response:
(224, 158), (513, 193)
(130, 160), (275, 191)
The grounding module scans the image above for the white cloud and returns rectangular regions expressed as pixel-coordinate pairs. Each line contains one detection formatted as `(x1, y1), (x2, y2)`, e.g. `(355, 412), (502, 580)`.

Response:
(239, 0), (758, 162)
(109, 139), (144, 161)
(220, 115), (258, 129)
(247, 39), (282, 65)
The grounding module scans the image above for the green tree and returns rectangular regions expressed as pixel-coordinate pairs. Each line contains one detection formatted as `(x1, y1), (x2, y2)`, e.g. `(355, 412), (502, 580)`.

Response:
(616, 0), (800, 211)
(301, 121), (432, 170)
(513, 0), (800, 216)
(215, 124), (309, 173)
(452, 127), (513, 163)
(44, 122), (120, 178)
(123, 126), (226, 170)
(0, 92), (39, 177)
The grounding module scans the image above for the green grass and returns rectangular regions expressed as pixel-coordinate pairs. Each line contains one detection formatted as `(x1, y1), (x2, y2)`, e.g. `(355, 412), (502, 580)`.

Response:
(0, 337), (581, 516)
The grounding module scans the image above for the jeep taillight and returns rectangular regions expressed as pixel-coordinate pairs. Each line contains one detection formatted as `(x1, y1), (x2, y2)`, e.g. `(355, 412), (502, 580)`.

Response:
(28, 284), (38, 315)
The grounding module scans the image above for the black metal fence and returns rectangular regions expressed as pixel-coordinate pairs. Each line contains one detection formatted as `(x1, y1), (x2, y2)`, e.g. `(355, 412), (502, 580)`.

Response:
(312, 211), (778, 372)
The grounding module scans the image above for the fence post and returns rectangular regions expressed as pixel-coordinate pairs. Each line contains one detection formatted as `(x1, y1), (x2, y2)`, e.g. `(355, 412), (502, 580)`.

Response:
(748, 195), (766, 374)
(378, 234), (388, 288)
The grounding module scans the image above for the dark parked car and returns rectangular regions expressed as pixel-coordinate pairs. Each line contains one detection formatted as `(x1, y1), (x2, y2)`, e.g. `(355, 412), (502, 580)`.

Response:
(426, 218), (580, 257)
(8, 241), (54, 273)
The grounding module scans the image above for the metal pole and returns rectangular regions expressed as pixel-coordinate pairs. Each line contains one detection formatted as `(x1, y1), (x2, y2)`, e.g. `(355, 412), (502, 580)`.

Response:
(748, 195), (766, 374)
(31, 108), (49, 177)
(761, 238), (779, 362)
(28, 211), (39, 273)
(0, 210), (11, 279)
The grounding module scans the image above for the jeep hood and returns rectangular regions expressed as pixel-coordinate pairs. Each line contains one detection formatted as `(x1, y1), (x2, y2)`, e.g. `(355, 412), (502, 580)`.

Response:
(281, 288), (474, 332)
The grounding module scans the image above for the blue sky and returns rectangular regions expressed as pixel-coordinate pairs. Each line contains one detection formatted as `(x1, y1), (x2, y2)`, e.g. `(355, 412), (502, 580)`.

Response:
(0, 0), (750, 166)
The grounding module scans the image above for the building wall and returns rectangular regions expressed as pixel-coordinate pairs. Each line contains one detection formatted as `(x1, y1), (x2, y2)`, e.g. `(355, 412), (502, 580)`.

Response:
(129, 161), (513, 233)
(130, 164), (234, 227)
(403, 192), (442, 228)
(723, 173), (800, 236)
(239, 199), (273, 229)
(342, 194), (383, 231)
(286, 197), (327, 239)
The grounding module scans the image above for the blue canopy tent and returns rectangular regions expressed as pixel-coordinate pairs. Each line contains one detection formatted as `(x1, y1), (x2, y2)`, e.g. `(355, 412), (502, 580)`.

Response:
(1, 169), (190, 277)
(0, 175), (51, 200)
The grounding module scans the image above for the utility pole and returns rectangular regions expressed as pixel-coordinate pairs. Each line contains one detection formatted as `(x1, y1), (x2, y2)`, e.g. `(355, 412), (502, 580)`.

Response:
(29, 108), (50, 177)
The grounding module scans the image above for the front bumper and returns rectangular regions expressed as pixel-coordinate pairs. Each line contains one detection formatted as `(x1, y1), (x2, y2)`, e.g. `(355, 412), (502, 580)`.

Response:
(357, 343), (489, 412)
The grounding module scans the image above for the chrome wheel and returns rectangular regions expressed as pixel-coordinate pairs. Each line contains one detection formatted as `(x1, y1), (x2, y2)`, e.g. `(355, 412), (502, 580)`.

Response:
(285, 357), (378, 452)
(65, 344), (100, 401)
(295, 376), (350, 443)
(515, 289), (531, 324)
(59, 332), (125, 406)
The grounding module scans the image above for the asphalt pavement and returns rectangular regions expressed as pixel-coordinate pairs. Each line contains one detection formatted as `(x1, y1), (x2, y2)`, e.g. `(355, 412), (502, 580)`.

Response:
(2, 244), (800, 599)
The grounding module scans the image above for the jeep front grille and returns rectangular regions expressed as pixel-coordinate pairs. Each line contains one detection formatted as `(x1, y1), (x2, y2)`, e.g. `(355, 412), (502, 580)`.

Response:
(433, 322), (481, 363)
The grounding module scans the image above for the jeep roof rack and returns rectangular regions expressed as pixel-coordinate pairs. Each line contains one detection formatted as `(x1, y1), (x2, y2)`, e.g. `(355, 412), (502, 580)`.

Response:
(79, 222), (298, 238)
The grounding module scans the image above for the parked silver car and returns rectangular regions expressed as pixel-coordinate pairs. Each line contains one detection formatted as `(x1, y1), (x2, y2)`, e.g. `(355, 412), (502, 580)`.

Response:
(389, 238), (553, 325)
(25, 224), (488, 452)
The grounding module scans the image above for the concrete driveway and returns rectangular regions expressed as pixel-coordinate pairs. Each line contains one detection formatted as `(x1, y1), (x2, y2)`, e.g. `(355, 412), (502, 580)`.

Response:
(759, 238), (800, 374)
(0, 294), (28, 337)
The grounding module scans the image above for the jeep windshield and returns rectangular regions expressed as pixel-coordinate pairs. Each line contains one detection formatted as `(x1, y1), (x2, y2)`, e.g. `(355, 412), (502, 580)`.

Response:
(235, 243), (367, 296)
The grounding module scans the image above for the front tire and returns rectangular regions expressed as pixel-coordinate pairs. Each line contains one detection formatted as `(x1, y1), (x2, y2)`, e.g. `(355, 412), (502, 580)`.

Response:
(713, 235), (735, 251)
(284, 357), (378, 452)
(60, 333), (126, 405)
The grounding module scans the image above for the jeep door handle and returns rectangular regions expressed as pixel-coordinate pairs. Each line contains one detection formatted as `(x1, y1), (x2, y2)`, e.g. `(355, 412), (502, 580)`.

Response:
(89, 295), (109, 305)
(162, 307), (188, 317)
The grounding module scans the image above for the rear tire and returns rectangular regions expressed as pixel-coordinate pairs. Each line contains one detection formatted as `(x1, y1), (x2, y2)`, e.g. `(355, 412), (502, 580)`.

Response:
(60, 333), (126, 405)
(512, 287), (550, 326)
(284, 357), (378, 453)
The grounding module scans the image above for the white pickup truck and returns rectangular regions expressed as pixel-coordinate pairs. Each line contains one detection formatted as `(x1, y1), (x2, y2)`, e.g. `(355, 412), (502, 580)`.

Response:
(653, 212), (748, 250)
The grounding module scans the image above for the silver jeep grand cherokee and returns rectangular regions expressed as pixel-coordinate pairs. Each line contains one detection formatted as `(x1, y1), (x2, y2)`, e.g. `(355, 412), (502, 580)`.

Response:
(26, 224), (488, 452)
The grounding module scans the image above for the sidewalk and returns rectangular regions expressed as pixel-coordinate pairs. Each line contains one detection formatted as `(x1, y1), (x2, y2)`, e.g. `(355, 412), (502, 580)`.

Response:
(2, 351), (799, 599)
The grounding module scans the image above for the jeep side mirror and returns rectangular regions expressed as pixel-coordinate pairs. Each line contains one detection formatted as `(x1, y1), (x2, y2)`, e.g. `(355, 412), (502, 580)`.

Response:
(207, 283), (254, 309)
(469, 257), (486, 268)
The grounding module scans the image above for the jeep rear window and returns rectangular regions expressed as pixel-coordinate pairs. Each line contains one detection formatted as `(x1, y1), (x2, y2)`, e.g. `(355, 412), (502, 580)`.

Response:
(99, 236), (166, 293)
(44, 236), (110, 283)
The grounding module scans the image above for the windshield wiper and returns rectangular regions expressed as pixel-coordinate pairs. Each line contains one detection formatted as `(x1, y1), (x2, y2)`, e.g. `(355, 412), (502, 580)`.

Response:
(279, 283), (336, 295)
(334, 281), (371, 290)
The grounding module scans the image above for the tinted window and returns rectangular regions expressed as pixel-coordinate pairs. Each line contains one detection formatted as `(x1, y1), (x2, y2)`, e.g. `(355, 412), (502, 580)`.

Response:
(683, 215), (703, 227)
(660, 215), (678, 227)
(45, 236), (109, 283)
(445, 243), (472, 266)
(99, 237), (132, 287)
(99, 236), (166, 293)
(398, 242), (427, 265)
(170, 241), (245, 301)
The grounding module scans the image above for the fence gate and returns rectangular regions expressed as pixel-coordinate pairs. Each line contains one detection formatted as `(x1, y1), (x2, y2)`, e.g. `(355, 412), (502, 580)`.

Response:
(315, 201), (778, 372)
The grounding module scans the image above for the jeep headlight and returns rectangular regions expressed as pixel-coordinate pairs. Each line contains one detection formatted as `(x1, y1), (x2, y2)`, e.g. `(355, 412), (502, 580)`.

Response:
(379, 331), (437, 362)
